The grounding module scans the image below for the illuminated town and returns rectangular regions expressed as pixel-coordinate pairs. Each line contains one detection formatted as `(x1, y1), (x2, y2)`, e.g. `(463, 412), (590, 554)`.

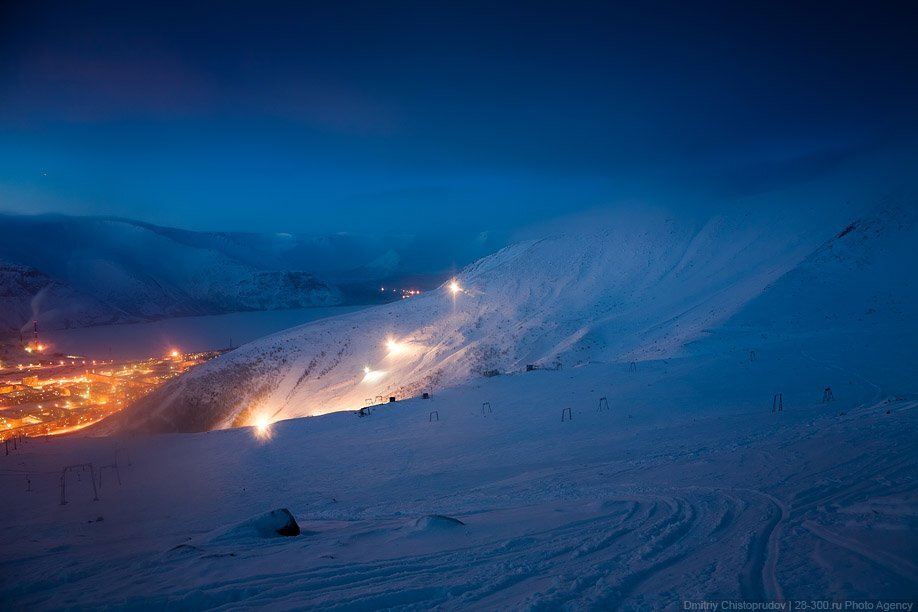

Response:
(0, 336), (222, 441)
(380, 286), (422, 299)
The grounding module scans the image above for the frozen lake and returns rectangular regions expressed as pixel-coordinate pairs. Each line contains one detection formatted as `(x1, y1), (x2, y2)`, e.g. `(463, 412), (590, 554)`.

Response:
(40, 306), (370, 360)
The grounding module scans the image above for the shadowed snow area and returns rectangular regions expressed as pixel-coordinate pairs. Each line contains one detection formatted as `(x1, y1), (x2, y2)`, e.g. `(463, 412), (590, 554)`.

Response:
(1, 200), (916, 608)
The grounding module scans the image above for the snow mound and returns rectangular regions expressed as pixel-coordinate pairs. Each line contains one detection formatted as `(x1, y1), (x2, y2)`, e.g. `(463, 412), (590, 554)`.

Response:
(413, 515), (466, 531)
(206, 508), (301, 543)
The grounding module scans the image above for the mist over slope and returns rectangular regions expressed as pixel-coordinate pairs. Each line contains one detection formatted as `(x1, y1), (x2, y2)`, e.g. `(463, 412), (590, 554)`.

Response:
(0, 215), (505, 335)
(101, 199), (915, 434)
(710, 199), (915, 336)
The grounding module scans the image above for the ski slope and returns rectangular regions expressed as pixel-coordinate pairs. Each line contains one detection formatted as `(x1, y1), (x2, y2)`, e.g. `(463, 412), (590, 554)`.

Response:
(101, 200), (915, 434)
(1, 334), (915, 608)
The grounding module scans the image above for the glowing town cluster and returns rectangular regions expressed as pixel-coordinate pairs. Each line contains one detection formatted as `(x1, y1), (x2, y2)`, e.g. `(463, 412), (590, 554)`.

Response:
(0, 349), (222, 441)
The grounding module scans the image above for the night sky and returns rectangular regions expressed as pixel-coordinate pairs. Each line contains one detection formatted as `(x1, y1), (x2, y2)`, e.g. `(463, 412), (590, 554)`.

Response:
(1, 0), (916, 236)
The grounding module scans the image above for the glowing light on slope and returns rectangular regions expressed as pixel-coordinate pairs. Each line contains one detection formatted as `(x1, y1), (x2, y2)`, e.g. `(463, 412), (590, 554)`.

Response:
(385, 337), (406, 356)
(448, 279), (462, 295)
(361, 365), (386, 383)
(253, 414), (273, 440)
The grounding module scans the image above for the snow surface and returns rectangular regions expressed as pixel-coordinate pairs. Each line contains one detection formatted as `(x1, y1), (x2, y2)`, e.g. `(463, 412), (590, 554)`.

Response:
(1, 201), (915, 608)
(1, 337), (915, 608)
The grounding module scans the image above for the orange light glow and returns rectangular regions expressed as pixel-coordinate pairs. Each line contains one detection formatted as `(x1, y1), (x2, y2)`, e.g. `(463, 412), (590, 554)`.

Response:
(253, 414), (273, 440)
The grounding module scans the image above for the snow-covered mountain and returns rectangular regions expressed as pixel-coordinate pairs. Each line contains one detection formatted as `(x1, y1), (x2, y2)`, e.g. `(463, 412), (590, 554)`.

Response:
(0, 259), (129, 332)
(103, 199), (916, 433)
(0, 215), (346, 334)
(0, 213), (506, 335)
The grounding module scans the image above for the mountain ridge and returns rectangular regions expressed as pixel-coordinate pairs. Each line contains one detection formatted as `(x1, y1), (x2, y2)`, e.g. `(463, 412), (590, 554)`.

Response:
(97, 199), (915, 434)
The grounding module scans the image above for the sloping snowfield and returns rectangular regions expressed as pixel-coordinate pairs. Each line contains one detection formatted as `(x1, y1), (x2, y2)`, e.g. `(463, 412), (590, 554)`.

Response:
(1, 331), (915, 609)
(99, 201), (913, 434)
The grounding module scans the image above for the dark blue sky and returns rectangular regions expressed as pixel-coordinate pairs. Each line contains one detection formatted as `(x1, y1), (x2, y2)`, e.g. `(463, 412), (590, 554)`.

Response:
(1, 0), (916, 235)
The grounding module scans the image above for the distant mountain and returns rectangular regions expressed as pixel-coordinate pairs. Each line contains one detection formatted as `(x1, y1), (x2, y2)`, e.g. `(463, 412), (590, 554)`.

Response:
(0, 216), (344, 334)
(99, 199), (917, 433)
(0, 214), (506, 335)
(0, 259), (129, 334)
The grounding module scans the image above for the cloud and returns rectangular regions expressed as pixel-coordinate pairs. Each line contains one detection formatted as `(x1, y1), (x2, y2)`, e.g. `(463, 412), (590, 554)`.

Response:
(0, 54), (218, 123)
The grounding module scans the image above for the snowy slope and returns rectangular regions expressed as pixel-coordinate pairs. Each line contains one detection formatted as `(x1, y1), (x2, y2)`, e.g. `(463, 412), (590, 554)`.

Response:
(100, 201), (915, 434)
(701, 199), (916, 339)
(685, 200), (918, 390)
(2, 337), (915, 608)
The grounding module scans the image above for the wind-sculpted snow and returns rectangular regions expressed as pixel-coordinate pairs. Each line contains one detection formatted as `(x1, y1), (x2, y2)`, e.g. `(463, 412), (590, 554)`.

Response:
(103, 201), (915, 433)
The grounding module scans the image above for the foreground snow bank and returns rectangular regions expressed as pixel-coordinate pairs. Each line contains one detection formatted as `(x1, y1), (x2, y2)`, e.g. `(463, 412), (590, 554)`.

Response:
(207, 508), (301, 543)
